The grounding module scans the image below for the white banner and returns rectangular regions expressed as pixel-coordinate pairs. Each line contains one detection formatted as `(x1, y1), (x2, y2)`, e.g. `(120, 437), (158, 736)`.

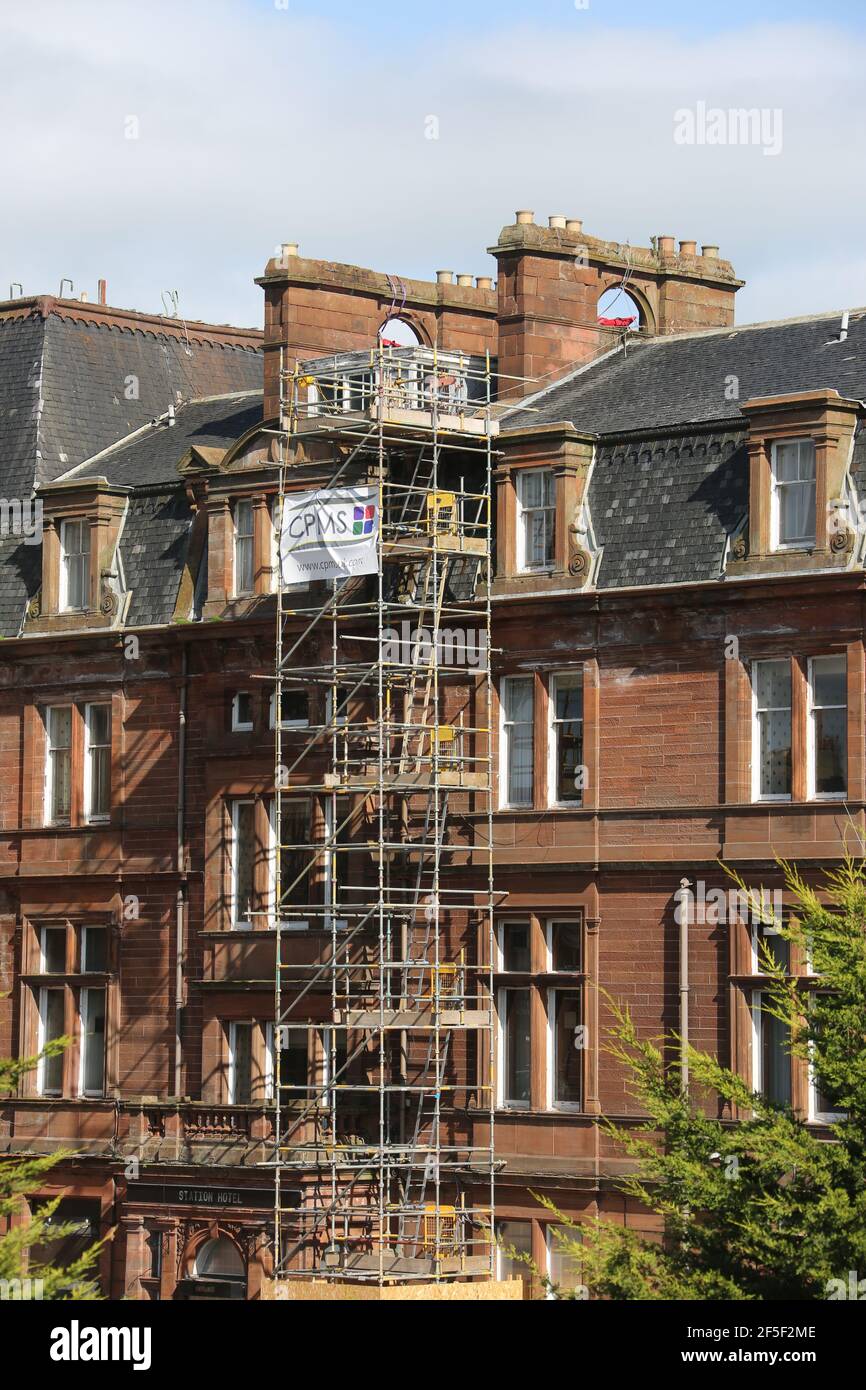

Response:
(279, 486), (379, 584)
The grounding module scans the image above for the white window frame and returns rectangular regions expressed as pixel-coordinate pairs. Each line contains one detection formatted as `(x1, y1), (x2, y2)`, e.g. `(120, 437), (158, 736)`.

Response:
(268, 797), (309, 931)
(807, 655), (847, 801)
(516, 468), (555, 573)
(231, 692), (254, 733)
(44, 704), (73, 826)
(751, 989), (793, 1105)
(269, 690), (310, 731)
(83, 702), (111, 824)
(546, 986), (582, 1112)
(751, 659), (792, 803)
(233, 499), (254, 597)
(545, 1224), (583, 1299)
(750, 920), (788, 975)
(39, 924), (66, 974)
(770, 438), (816, 551)
(547, 671), (583, 807)
(807, 1044), (846, 1124)
(499, 676), (534, 810)
(36, 985), (65, 1097)
(78, 985), (106, 1098)
(495, 920), (532, 973)
(496, 985), (532, 1111)
(230, 798), (256, 931)
(546, 919), (582, 973)
(82, 925), (108, 974)
(227, 1020), (254, 1105)
(59, 518), (90, 612)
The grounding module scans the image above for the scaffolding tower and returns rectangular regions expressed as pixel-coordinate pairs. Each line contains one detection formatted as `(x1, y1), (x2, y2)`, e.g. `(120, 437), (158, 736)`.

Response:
(271, 343), (498, 1284)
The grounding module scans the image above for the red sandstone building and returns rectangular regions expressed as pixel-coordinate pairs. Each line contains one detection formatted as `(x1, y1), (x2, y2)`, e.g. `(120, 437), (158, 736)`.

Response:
(0, 213), (861, 1297)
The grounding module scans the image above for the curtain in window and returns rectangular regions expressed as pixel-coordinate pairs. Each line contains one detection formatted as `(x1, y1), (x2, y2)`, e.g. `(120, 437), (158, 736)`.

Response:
(755, 660), (792, 797)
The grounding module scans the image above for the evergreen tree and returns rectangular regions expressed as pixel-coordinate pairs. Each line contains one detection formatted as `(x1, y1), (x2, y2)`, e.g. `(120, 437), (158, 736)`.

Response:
(1, 1042), (103, 1300)
(543, 857), (866, 1300)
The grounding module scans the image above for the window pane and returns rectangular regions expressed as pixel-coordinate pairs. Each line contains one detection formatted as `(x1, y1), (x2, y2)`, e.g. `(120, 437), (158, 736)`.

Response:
(503, 989), (531, 1106)
(758, 1000), (791, 1106)
(278, 1027), (308, 1089)
(501, 923), (531, 972)
(550, 921), (581, 973)
(553, 990), (582, 1106)
(496, 1219), (532, 1284)
(233, 693), (253, 728)
(754, 661), (791, 797)
(235, 501), (254, 594)
(81, 988), (106, 1095)
(553, 675), (583, 804)
(83, 927), (107, 974)
(86, 706), (111, 820)
(231, 1023), (252, 1104)
(41, 927), (66, 974)
(548, 1226), (583, 1294)
(283, 691), (309, 725)
(812, 655), (845, 707)
(775, 442), (816, 547)
(40, 989), (65, 1094)
(812, 656), (846, 796)
(754, 924), (789, 974)
(278, 800), (312, 910)
(815, 708), (846, 794)
(48, 707), (72, 822)
(233, 802), (256, 925)
(503, 678), (533, 806)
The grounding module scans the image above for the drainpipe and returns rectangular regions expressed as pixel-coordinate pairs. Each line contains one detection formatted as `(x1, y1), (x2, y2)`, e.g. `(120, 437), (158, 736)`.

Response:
(174, 645), (189, 1099)
(677, 877), (691, 1093)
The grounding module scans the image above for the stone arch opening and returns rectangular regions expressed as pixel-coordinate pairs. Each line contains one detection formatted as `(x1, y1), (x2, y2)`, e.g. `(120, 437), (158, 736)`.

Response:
(378, 314), (432, 348)
(597, 279), (655, 336)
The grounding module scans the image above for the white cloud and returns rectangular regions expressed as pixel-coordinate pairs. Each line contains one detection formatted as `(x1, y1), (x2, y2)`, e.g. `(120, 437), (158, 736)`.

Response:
(0, 2), (863, 329)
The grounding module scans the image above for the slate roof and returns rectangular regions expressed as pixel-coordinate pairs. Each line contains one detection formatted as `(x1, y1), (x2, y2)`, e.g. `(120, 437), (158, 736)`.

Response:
(67, 391), (263, 488)
(502, 308), (866, 591)
(505, 309), (866, 437)
(0, 299), (262, 636)
(0, 302), (262, 496)
(589, 430), (747, 589)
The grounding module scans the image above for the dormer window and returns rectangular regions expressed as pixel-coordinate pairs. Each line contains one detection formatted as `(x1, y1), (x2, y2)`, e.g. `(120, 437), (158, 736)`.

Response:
(771, 439), (816, 550)
(234, 499), (254, 596)
(517, 469), (555, 572)
(60, 518), (90, 611)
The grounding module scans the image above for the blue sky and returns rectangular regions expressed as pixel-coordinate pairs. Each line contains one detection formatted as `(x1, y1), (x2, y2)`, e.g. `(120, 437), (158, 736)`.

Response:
(2, 0), (865, 331)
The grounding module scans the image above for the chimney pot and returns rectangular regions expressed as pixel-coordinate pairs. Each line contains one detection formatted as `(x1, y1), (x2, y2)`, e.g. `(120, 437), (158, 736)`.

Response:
(679, 240), (697, 256)
(565, 219), (583, 235)
(515, 209), (535, 225)
(436, 270), (455, 285)
(701, 244), (720, 259)
(456, 273), (474, 287)
(475, 276), (493, 291)
(79, 291), (88, 303)
(281, 242), (299, 259)
(548, 215), (567, 230)
(98, 278), (107, 305)
(657, 235), (676, 255)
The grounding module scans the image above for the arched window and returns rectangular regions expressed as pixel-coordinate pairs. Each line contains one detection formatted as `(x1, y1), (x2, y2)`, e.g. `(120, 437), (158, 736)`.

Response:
(379, 317), (421, 348)
(194, 1237), (245, 1284)
(597, 286), (642, 332)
